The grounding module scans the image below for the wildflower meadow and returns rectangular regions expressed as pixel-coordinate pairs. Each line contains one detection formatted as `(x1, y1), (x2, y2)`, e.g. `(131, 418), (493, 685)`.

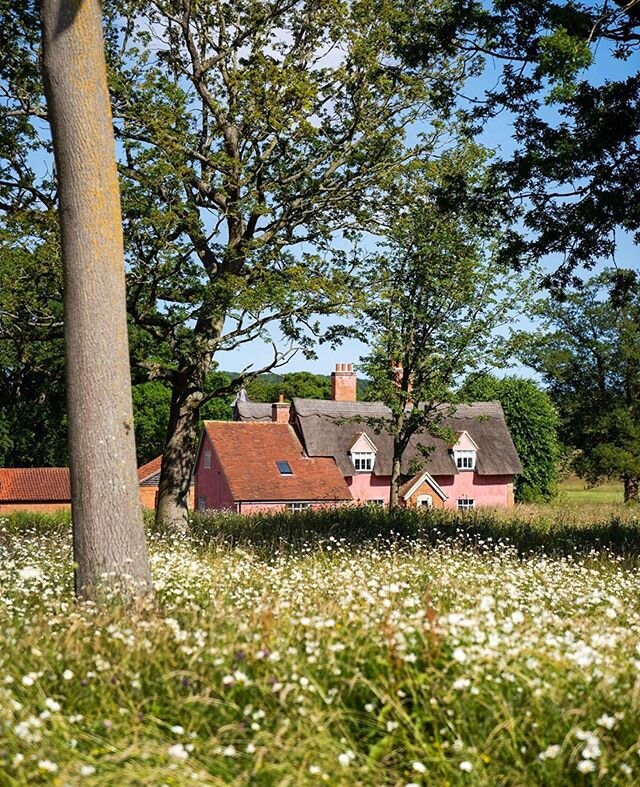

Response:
(1, 507), (640, 785)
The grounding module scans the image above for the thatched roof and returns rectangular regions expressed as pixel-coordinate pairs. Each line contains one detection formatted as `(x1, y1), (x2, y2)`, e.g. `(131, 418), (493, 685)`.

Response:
(292, 399), (522, 477)
(234, 400), (273, 422)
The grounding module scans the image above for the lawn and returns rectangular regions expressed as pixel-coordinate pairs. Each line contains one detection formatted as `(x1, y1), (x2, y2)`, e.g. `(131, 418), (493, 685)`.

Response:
(558, 476), (625, 506)
(1, 508), (640, 785)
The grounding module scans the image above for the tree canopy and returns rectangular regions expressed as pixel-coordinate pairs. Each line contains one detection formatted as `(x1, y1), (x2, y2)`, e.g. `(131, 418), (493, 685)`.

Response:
(398, 0), (640, 287)
(359, 147), (526, 506)
(0, 0), (485, 530)
(460, 373), (559, 502)
(521, 269), (640, 502)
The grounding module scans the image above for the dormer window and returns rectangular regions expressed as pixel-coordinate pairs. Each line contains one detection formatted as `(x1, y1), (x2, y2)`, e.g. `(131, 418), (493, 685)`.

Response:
(348, 432), (378, 474)
(455, 451), (475, 470)
(451, 431), (478, 472)
(352, 452), (374, 472)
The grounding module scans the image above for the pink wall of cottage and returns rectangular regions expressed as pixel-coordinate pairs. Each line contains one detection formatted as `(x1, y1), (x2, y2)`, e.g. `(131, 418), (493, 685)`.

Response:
(347, 472), (391, 505)
(434, 472), (515, 509)
(194, 433), (236, 512)
(195, 429), (514, 513)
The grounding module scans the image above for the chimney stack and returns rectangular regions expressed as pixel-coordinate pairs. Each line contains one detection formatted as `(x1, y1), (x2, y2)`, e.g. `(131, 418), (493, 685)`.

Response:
(331, 362), (357, 402)
(271, 393), (290, 423)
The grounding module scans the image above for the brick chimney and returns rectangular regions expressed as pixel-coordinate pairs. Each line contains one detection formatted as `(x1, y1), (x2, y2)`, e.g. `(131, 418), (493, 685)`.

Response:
(331, 363), (357, 402)
(391, 360), (413, 404)
(271, 393), (290, 423)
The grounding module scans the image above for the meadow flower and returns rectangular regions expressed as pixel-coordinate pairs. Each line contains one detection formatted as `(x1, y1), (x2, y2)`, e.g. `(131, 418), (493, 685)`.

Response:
(338, 750), (356, 767)
(452, 647), (467, 664)
(38, 760), (58, 773)
(44, 698), (61, 712)
(596, 714), (616, 730)
(62, 669), (74, 680)
(577, 760), (596, 774)
(459, 761), (473, 772)
(412, 761), (427, 773)
(222, 745), (237, 757)
(168, 743), (189, 760)
(538, 744), (561, 761)
(19, 566), (43, 581)
(170, 725), (185, 735)
(80, 765), (96, 776)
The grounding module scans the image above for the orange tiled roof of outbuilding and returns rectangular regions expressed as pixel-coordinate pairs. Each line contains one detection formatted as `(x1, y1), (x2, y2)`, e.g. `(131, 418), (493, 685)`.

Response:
(0, 467), (70, 502)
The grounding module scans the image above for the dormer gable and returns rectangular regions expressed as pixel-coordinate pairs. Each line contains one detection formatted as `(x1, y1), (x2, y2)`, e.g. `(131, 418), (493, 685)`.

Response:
(348, 432), (377, 473)
(451, 430), (478, 471)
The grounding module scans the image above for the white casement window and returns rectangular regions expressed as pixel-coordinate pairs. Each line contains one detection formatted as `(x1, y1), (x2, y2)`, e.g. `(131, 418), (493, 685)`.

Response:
(287, 502), (311, 512)
(366, 499), (385, 507)
(454, 450), (476, 471)
(417, 494), (433, 509)
(352, 452), (375, 472)
(204, 449), (212, 469)
(198, 496), (207, 512)
(457, 498), (475, 511)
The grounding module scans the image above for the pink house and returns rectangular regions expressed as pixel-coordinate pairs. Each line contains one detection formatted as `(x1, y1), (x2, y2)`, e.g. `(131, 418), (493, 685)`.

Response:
(195, 363), (522, 513)
(194, 418), (351, 514)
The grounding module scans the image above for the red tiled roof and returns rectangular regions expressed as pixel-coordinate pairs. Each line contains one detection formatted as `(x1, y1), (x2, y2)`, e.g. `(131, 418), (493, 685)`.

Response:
(137, 455), (163, 482)
(203, 421), (352, 502)
(0, 458), (167, 502)
(0, 468), (71, 502)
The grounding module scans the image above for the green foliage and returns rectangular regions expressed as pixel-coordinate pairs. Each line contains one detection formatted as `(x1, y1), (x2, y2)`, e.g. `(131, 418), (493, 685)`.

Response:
(358, 146), (528, 496)
(132, 372), (234, 464)
(460, 374), (559, 502)
(131, 382), (172, 465)
(397, 1), (640, 286)
(245, 371), (331, 403)
(520, 269), (640, 500)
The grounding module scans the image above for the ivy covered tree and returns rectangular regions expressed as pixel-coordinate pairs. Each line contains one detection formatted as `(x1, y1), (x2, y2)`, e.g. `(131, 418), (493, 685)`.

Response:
(460, 373), (559, 502)
(521, 269), (640, 502)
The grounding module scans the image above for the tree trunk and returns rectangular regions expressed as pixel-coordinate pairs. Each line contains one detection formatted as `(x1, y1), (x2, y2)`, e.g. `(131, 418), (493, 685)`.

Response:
(389, 454), (402, 509)
(155, 370), (204, 534)
(624, 476), (639, 503)
(41, 0), (152, 598)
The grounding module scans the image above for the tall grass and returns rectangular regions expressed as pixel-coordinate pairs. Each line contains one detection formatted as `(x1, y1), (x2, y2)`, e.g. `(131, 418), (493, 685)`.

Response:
(2, 506), (640, 784)
(190, 505), (640, 560)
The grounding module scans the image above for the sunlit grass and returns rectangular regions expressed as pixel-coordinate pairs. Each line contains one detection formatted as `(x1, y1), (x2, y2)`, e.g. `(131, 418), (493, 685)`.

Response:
(1, 508), (640, 784)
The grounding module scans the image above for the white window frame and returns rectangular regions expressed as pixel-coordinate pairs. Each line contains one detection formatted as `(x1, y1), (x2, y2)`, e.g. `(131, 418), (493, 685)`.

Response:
(416, 494), (433, 509)
(204, 449), (212, 469)
(287, 502), (312, 512)
(352, 452), (375, 472)
(457, 498), (475, 511)
(366, 499), (385, 507)
(198, 496), (207, 512)
(454, 450), (476, 471)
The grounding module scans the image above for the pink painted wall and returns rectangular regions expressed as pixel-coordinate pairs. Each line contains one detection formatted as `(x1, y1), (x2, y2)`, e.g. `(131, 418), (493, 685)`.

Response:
(347, 473), (390, 505)
(194, 433), (236, 512)
(434, 472), (514, 509)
